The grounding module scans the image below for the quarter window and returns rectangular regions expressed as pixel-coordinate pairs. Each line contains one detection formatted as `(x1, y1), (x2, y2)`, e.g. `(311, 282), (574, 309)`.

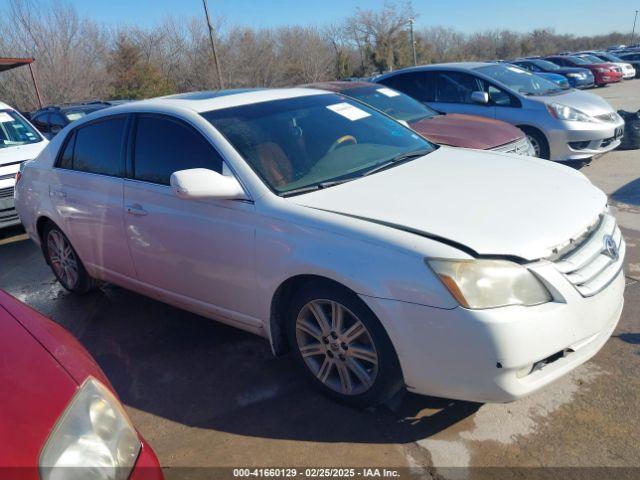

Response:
(133, 115), (223, 185)
(67, 116), (126, 176)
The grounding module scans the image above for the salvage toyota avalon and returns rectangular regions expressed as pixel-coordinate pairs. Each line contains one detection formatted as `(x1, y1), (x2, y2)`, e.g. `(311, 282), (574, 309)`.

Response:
(15, 88), (625, 406)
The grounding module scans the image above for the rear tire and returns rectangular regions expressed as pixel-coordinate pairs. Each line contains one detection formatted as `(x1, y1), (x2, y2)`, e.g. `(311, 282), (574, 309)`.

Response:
(287, 282), (403, 408)
(42, 222), (99, 294)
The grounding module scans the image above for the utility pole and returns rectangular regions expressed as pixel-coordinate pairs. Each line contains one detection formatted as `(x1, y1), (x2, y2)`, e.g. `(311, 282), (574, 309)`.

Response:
(632, 10), (639, 45)
(408, 17), (417, 66)
(202, 0), (224, 89)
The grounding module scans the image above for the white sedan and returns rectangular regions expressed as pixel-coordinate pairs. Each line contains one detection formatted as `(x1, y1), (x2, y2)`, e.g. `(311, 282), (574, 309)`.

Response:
(15, 88), (625, 406)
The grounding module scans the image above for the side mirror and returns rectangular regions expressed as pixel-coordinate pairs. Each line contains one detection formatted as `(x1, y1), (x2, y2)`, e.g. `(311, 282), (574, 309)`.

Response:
(471, 91), (490, 105)
(170, 168), (248, 201)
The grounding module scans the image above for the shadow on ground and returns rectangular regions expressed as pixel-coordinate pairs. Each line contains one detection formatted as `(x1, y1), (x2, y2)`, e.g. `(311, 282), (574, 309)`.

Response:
(611, 177), (640, 205)
(0, 239), (480, 445)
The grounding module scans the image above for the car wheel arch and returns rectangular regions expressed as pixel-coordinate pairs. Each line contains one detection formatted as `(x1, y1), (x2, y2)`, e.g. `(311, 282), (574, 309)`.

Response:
(517, 125), (550, 159)
(269, 274), (363, 356)
(36, 216), (57, 264)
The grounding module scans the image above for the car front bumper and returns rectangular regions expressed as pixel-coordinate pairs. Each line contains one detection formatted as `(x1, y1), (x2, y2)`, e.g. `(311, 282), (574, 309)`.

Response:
(547, 117), (625, 161)
(361, 234), (625, 403)
(567, 77), (595, 88)
(0, 186), (20, 229)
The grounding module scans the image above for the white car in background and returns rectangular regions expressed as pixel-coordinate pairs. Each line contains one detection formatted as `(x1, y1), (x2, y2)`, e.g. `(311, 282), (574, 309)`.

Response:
(15, 89), (625, 406)
(0, 101), (48, 228)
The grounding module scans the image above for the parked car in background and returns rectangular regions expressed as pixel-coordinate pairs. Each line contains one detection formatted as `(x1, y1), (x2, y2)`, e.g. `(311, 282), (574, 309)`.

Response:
(15, 88), (625, 406)
(509, 58), (595, 88)
(0, 289), (163, 480)
(574, 52), (636, 79)
(530, 71), (570, 89)
(0, 101), (48, 229)
(373, 63), (624, 161)
(31, 101), (129, 139)
(607, 51), (640, 78)
(305, 81), (534, 156)
(545, 55), (623, 87)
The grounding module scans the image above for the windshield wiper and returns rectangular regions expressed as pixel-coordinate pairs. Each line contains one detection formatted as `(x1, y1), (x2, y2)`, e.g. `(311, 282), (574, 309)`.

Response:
(362, 149), (432, 177)
(281, 179), (354, 197)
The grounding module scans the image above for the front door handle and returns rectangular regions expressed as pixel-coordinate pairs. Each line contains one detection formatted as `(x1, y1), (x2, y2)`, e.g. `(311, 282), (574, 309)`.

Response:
(125, 204), (148, 216)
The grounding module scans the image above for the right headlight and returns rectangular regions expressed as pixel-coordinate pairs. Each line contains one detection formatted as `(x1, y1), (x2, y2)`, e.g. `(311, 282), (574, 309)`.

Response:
(39, 377), (141, 480)
(427, 259), (552, 309)
(546, 103), (594, 122)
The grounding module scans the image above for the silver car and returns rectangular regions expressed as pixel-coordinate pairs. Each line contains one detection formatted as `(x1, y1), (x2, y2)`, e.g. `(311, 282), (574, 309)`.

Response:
(373, 62), (625, 161)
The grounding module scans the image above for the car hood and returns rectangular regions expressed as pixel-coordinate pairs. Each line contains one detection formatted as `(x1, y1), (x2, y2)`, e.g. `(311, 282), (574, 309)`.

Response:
(291, 147), (606, 261)
(0, 139), (48, 165)
(555, 67), (592, 75)
(0, 302), (77, 469)
(409, 114), (523, 149)
(528, 88), (616, 116)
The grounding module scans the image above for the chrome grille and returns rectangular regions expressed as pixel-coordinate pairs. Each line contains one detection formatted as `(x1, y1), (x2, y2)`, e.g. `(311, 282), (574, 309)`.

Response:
(553, 214), (625, 297)
(490, 136), (532, 156)
(0, 186), (14, 199)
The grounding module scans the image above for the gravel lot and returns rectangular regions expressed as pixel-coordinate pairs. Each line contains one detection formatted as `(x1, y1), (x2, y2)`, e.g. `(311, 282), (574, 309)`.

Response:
(1, 80), (639, 479)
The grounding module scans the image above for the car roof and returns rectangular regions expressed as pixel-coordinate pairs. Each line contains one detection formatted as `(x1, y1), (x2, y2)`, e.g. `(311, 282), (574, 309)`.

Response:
(302, 81), (378, 92)
(111, 88), (329, 114)
(375, 62), (494, 80)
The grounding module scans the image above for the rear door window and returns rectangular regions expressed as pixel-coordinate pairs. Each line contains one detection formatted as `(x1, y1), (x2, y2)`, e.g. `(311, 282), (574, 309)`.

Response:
(63, 116), (126, 176)
(379, 72), (436, 102)
(132, 114), (223, 185)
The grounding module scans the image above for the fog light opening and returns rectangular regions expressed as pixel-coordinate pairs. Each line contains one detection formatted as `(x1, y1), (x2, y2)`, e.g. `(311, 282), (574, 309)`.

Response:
(516, 348), (575, 379)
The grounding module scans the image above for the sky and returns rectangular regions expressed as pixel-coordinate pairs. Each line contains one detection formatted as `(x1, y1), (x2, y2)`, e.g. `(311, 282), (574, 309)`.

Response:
(2, 0), (639, 36)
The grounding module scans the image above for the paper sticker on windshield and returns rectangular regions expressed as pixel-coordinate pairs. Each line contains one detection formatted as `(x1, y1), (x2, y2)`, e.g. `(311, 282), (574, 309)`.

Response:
(377, 87), (400, 97)
(0, 112), (14, 123)
(327, 103), (370, 121)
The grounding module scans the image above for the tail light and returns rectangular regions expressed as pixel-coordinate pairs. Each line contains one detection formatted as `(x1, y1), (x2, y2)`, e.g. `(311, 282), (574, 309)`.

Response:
(15, 171), (22, 184)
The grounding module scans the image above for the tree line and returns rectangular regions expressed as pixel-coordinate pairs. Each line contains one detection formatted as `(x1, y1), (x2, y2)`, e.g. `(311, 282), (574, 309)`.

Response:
(0, 0), (631, 111)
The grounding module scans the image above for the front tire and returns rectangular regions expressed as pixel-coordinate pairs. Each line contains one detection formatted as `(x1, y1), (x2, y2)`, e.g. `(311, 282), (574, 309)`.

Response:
(43, 222), (99, 294)
(522, 128), (550, 160)
(287, 282), (403, 407)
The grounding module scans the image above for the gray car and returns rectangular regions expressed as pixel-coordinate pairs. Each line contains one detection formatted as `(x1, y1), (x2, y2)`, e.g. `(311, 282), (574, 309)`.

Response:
(373, 62), (625, 161)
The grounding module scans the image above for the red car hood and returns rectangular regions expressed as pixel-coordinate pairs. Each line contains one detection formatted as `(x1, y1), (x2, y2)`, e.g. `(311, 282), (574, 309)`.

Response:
(0, 303), (77, 473)
(409, 113), (523, 149)
(0, 291), (113, 476)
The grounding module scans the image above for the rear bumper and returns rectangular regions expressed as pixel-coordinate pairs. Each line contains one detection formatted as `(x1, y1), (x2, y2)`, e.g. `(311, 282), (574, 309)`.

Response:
(547, 117), (625, 161)
(361, 266), (624, 403)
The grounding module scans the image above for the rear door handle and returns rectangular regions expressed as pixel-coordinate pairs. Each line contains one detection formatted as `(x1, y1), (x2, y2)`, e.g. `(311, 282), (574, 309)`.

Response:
(125, 204), (148, 216)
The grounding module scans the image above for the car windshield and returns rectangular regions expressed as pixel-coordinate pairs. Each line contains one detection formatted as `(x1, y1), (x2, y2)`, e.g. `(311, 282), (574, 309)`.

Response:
(476, 64), (563, 96)
(0, 109), (43, 149)
(341, 85), (439, 122)
(531, 59), (561, 71)
(581, 54), (606, 64)
(202, 93), (435, 195)
(598, 52), (623, 62)
(64, 107), (104, 122)
(569, 56), (591, 65)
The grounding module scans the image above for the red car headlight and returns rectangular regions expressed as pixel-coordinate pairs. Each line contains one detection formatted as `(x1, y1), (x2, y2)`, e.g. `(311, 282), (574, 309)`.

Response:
(39, 377), (141, 480)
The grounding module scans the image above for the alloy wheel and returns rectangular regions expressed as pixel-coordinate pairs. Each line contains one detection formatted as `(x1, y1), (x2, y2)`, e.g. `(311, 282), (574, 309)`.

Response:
(295, 299), (379, 395)
(47, 230), (79, 289)
(527, 134), (541, 157)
